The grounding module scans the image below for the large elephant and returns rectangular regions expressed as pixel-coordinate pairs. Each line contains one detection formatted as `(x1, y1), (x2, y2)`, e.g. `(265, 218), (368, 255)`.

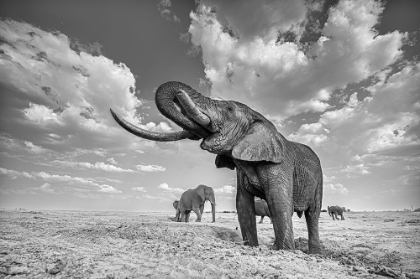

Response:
(177, 185), (216, 223)
(110, 81), (323, 254)
(327, 205), (345, 220)
(255, 199), (272, 224)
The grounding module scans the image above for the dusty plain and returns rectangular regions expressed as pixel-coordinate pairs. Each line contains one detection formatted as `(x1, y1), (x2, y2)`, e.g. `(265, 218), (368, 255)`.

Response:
(0, 209), (419, 279)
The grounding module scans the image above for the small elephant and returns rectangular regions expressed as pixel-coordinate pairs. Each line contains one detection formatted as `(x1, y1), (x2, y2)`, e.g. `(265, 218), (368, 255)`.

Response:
(255, 199), (272, 224)
(177, 185), (216, 223)
(172, 200), (182, 221)
(327, 205), (345, 220)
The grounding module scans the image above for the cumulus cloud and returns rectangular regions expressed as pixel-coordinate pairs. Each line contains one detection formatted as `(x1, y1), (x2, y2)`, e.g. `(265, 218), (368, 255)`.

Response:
(157, 183), (185, 193)
(136, 164), (166, 172)
(0, 19), (175, 155)
(188, 0), (405, 116)
(290, 62), (420, 166)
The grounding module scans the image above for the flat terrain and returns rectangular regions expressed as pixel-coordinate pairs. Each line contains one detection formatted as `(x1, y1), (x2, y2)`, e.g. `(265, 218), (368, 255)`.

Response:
(0, 210), (419, 279)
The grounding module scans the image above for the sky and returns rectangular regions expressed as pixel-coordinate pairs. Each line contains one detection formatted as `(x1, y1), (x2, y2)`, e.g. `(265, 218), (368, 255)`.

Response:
(0, 0), (419, 212)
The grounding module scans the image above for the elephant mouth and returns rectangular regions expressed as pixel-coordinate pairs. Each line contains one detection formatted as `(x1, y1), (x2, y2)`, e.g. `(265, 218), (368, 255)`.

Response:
(175, 90), (219, 135)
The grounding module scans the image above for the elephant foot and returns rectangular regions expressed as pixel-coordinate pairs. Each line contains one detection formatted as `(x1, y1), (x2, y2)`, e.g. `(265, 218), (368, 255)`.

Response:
(195, 219), (201, 222)
(308, 246), (322, 254)
(272, 239), (295, 251)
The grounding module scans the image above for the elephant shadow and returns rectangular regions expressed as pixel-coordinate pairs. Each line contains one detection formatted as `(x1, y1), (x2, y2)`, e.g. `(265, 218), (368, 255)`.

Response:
(209, 226), (242, 242)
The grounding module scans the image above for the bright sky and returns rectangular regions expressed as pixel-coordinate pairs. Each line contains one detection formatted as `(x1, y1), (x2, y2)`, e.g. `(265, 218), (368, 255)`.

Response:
(0, 0), (419, 212)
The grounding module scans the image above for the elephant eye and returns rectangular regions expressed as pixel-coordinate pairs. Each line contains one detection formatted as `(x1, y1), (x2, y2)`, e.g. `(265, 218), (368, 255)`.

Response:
(226, 106), (234, 113)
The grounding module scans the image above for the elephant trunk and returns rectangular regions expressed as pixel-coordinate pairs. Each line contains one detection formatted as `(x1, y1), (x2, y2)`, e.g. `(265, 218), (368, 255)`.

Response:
(176, 90), (211, 128)
(211, 202), (216, 223)
(110, 109), (194, 141)
(155, 81), (211, 138)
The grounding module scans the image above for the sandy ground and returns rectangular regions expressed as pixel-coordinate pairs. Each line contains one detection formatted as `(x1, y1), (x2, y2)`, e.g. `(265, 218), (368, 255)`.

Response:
(0, 209), (419, 279)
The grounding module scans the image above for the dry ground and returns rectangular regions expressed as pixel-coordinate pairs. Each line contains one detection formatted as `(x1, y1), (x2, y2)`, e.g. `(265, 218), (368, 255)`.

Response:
(0, 209), (419, 279)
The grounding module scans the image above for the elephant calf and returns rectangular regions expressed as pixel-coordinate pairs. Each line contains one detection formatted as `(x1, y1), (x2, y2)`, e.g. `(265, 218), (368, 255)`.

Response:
(172, 200), (185, 222)
(255, 199), (272, 224)
(327, 205), (345, 220)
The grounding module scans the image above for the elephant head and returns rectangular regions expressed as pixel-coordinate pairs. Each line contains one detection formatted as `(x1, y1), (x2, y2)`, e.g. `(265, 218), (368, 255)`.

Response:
(110, 81), (285, 164)
(196, 184), (216, 222)
(173, 200), (179, 210)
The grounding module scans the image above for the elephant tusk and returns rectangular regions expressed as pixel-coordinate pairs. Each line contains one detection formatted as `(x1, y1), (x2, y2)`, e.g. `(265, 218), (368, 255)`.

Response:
(110, 108), (194, 142)
(176, 90), (211, 127)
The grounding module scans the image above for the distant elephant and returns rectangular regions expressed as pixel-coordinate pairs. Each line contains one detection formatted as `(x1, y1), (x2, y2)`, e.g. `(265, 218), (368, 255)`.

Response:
(327, 206), (345, 220)
(176, 185), (216, 223)
(172, 200), (181, 221)
(111, 81), (323, 254)
(255, 199), (272, 224)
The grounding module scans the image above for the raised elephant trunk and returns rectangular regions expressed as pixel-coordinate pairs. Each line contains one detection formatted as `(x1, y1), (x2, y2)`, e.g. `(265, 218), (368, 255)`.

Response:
(110, 109), (194, 141)
(110, 81), (213, 142)
(155, 81), (211, 138)
(176, 90), (211, 127)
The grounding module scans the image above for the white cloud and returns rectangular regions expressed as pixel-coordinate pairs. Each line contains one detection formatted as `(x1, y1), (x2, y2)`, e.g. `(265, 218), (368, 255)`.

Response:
(23, 103), (62, 125)
(23, 141), (47, 154)
(0, 19), (166, 155)
(157, 183), (185, 193)
(157, 0), (180, 22)
(106, 157), (118, 165)
(52, 160), (136, 172)
(98, 185), (122, 194)
(38, 183), (55, 194)
(291, 62), (420, 167)
(132, 187), (147, 192)
(0, 167), (121, 194)
(140, 194), (170, 202)
(188, 0), (405, 117)
(136, 164), (166, 172)
(324, 183), (349, 195)
(214, 185), (236, 196)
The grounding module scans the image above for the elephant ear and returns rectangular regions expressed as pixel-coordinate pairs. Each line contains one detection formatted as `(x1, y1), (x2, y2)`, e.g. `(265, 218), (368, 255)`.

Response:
(215, 155), (236, 170)
(232, 121), (285, 163)
(196, 185), (206, 202)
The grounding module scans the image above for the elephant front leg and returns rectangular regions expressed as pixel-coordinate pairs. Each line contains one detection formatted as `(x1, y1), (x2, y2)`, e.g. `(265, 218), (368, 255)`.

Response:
(259, 165), (295, 251)
(193, 207), (202, 222)
(236, 172), (258, 246)
(180, 211), (186, 222)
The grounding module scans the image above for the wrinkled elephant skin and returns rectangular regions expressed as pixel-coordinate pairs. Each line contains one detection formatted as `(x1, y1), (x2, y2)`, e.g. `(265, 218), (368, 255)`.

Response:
(255, 199), (272, 224)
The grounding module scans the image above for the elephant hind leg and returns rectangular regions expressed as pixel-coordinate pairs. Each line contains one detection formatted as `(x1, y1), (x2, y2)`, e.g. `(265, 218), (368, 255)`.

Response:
(304, 209), (321, 254)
